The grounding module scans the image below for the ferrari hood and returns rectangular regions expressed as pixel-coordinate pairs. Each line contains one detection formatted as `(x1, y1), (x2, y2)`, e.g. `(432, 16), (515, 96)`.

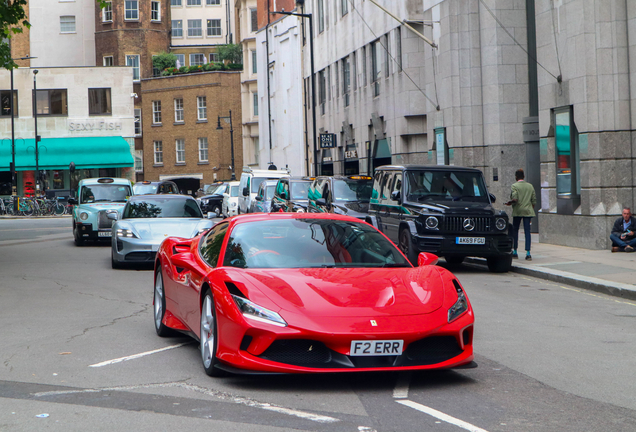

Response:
(123, 218), (210, 239)
(240, 267), (445, 317)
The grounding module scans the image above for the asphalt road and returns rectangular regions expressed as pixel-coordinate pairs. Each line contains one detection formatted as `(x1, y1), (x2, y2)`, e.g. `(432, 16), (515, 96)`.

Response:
(1, 218), (635, 431)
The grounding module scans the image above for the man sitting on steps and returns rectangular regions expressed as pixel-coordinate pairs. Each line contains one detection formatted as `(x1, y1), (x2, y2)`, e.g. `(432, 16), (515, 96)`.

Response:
(610, 207), (636, 252)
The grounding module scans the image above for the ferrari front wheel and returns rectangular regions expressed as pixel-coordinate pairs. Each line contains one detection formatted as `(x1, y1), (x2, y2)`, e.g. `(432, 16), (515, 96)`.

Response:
(154, 269), (171, 336)
(200, 290), (224, 376)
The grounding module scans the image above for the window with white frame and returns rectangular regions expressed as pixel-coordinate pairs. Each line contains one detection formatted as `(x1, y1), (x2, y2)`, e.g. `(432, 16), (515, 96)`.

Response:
(135, 149), (143, 172)
(187, 0), (201, 5)
(154, 141), (163, 164)
(175, 54), (185, 67)
(251, 50), (257, 74)
(171, 0), (182, 5)
(134, 108), (142, 136)
(60, 16), (76, 33)
(172, 20), (182, 37)
(151, 1), (161, 21)
(188, 19), (202, 36)
(198, 137), (208, 162)
(103, 56), (113, 66)
(207, 0), (220, 4)
(175, 139), (185, 163)
(250, 8), (258, 32)
(126, 54), (140, 80)
(209, 53), (218, 63)
(152, 100), (162, 124)
(197, 96), (207, 120)
(125, 0), (139, 20)
(207, 19), (221, 37)
(253, 92), (258, 117)
(102, 2), (112, 22)
(174, 98), (184, 122)
(190, 53), (205, 66)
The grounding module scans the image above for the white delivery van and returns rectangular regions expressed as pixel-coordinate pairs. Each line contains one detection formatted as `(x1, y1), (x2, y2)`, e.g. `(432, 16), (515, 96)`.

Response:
(237, 167), (291, 214)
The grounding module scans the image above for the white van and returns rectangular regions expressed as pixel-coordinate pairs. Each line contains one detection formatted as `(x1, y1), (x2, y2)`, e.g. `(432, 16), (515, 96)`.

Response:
(237, 167), (291, 214)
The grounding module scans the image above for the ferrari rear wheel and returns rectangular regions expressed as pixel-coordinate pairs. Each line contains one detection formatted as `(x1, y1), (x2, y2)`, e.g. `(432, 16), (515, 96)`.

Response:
(154, 269), (172, 336)
(200, 290), (225, 376)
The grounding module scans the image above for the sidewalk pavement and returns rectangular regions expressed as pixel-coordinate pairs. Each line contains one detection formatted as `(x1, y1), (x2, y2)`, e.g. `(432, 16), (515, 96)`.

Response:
(468, 233), (636, 301)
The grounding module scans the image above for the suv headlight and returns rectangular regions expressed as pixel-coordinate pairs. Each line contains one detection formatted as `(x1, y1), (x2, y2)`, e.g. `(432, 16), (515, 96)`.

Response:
(79, 212), (89, 221)
(448, 280), (468, 323)
(116, 228), (138, 238)
(425, 216), (439, 230)
(495, 217), (507, 231)
(231, 295), (287, 327)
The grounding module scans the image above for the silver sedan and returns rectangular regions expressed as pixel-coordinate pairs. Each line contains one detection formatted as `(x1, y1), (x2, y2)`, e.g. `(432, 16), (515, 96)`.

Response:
(110, 195), (214, 268)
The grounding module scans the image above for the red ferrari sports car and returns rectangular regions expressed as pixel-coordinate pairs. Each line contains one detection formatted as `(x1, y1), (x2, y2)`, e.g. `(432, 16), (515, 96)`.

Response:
(153, 213), (475, 376)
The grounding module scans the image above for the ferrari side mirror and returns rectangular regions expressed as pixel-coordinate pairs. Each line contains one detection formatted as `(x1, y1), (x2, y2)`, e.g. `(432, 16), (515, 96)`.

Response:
(417, 252), (439, 267)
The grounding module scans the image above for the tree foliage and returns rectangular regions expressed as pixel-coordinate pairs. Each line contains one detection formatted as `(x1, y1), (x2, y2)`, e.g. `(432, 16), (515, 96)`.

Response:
(152, 51), (177, 72)
(0, 0), (31, 70)
(217, 44), (243, 65)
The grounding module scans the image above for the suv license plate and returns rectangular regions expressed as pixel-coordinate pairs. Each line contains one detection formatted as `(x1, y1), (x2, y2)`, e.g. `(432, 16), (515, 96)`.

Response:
(98, 231), (112, 237)
(350, 340), (403, 356)
(456, 237), (485, 245)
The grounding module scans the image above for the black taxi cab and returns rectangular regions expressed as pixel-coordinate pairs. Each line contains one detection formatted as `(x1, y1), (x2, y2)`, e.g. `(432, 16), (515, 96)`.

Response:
(307, 175), (373, 219)
(271, 177), (314, 212)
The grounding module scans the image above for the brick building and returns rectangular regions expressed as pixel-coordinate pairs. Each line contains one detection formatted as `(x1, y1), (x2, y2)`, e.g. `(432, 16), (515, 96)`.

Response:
(140, 71), (242, 192)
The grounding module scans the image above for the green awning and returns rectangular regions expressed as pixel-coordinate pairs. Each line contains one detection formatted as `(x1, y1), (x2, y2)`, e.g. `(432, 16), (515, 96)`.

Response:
(1, 136), (134, 171)
(374, 139), (391, 159)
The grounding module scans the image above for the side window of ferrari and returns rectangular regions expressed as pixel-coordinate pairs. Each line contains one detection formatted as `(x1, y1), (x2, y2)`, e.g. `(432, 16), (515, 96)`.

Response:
(199, 222), (228, 267)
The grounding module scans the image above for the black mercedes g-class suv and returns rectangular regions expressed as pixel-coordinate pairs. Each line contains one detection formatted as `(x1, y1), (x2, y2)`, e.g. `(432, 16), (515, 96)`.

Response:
(366, 165), (513, 272)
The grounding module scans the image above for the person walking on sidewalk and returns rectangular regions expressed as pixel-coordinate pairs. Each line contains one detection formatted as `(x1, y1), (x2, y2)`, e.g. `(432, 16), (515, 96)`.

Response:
(505, 169), (537, 260)
(610, 207), (636, 252)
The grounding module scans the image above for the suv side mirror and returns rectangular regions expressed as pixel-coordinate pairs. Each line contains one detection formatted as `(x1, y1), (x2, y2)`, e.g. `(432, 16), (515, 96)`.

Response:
(316, 198), (327, 207)
(242, 187), (249, 196)
(489, 193), (496, 203)
(390, 190), (401, 201)
(68, 198), (77, 205)
(255, 195), (263, 201)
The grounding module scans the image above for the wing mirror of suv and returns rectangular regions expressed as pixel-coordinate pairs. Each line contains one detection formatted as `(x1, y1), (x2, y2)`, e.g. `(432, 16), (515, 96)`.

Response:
(390, 190), (401, 201)
(417, 252), (439, 266)
(316, 198), (327, 207)
(489, 193), (496, 203)
(255, 195), (263, 201)
(67, 198), (77, 205)
(242, 187), (249, 196)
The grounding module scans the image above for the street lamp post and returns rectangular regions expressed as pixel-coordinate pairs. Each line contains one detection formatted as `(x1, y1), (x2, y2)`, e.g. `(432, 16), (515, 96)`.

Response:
(32, 69), (40, 196)
(216, 110), (235, 181)
(270, 7), (317, 176)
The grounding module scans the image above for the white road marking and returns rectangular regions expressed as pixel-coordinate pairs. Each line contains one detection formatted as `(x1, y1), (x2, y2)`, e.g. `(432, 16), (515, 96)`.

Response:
(397, 400), (489, 432)
(392, 371), (411, 399)
(33, 381), (340, 424)
(88, 343), (192, 367)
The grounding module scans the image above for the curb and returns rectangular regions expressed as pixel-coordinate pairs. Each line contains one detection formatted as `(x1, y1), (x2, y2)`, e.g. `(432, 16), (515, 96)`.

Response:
(466, 258), (636, 301)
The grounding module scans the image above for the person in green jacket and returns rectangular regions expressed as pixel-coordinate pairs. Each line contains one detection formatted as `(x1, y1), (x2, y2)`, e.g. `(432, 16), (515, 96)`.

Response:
(505, 169), (537, 260)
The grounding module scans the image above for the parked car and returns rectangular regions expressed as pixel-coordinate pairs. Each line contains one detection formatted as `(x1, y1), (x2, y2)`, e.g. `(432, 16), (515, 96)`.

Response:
(366, 165), (512, 272)
(197, 181), (225, 198)
(307, 175), (373, 219)
(237, 167), (291, 214)
(249, 179), (278, 213)
(270, 177), (313, 213)
(133, 180), (179, 195)
(221, 181), (240, 217)
(110, 194), (213, 269)
(198, 182), (228, 216)
(153, 212), (475, 376)
(68, 177), (133, 246)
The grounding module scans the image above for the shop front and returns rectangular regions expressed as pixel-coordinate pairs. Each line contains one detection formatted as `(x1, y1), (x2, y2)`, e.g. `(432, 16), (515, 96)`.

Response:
(343, 144), (359, 175)
(320, 149), (334, 176)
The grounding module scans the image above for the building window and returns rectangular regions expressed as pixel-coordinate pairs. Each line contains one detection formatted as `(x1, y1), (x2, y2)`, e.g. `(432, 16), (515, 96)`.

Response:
(341, 0), (347, 17)
(188, 19), (202, 36)
(102, 2), (112, 22)
(335, 62), (339, 99)
(171, 0), (182, 5)
(317, 0), (324, 33)
(125, 0), (139, 20)
(198, 137), (208, 162)
(175, 53), (185, 67)
(135, 150), (143, 172)
(60, 16), (75, 33)
(253, 92), (258, 116)
(197, 96), (207, 120)
(88, 88), (111, 116)
(0, 90), (18, 117)
(187, 0), (201, 5)
(250, 8), (258, 32)
(190, 53), (205, 66)
(318, 70), (326, 115)
(151, 1), (161, 21)
(207, 19), (221, 36)
(384, 34), (390, 76)
(174, 98), (184, 122)
(396, 27), (402, 72)
(154, 141), (163, 164)
(209, 53), (218, 63)
(371, 41), (381, 96)
(35, 89), (68, 116)
(152, 100), (162, 124)
(362, 46), (367, 87)
(176, 139), (185, 163)
(134, 108), (142, 136)
(126, 54), (140, 81)
(351, 52), (357, 90)
(342, 57), (350, 107)
(207, 0), (220, 4)
(103, 56), (113, 66)
(251, 50), (257, 74)
(172, 20), (183, 37)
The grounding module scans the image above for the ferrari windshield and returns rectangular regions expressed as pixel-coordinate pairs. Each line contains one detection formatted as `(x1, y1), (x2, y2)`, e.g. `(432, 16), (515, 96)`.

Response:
(404, 170), (490, 203)
(223, 218), (411, 269)
(333, 179), (373, 202)
(123, 197), (202, 218)
(80, 184), (131, 203)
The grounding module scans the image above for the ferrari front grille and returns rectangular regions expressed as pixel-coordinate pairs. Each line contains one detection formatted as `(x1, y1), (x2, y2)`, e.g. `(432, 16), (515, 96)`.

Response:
(259, 340), (332, 365)
(405, 336), (462, 364)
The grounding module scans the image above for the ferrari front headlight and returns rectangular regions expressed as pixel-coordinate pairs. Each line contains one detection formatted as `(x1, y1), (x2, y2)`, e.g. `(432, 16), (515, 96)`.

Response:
(448, 280), (468, 323)
(231, 295), (287, 327)
(116, 228), (138, 238)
